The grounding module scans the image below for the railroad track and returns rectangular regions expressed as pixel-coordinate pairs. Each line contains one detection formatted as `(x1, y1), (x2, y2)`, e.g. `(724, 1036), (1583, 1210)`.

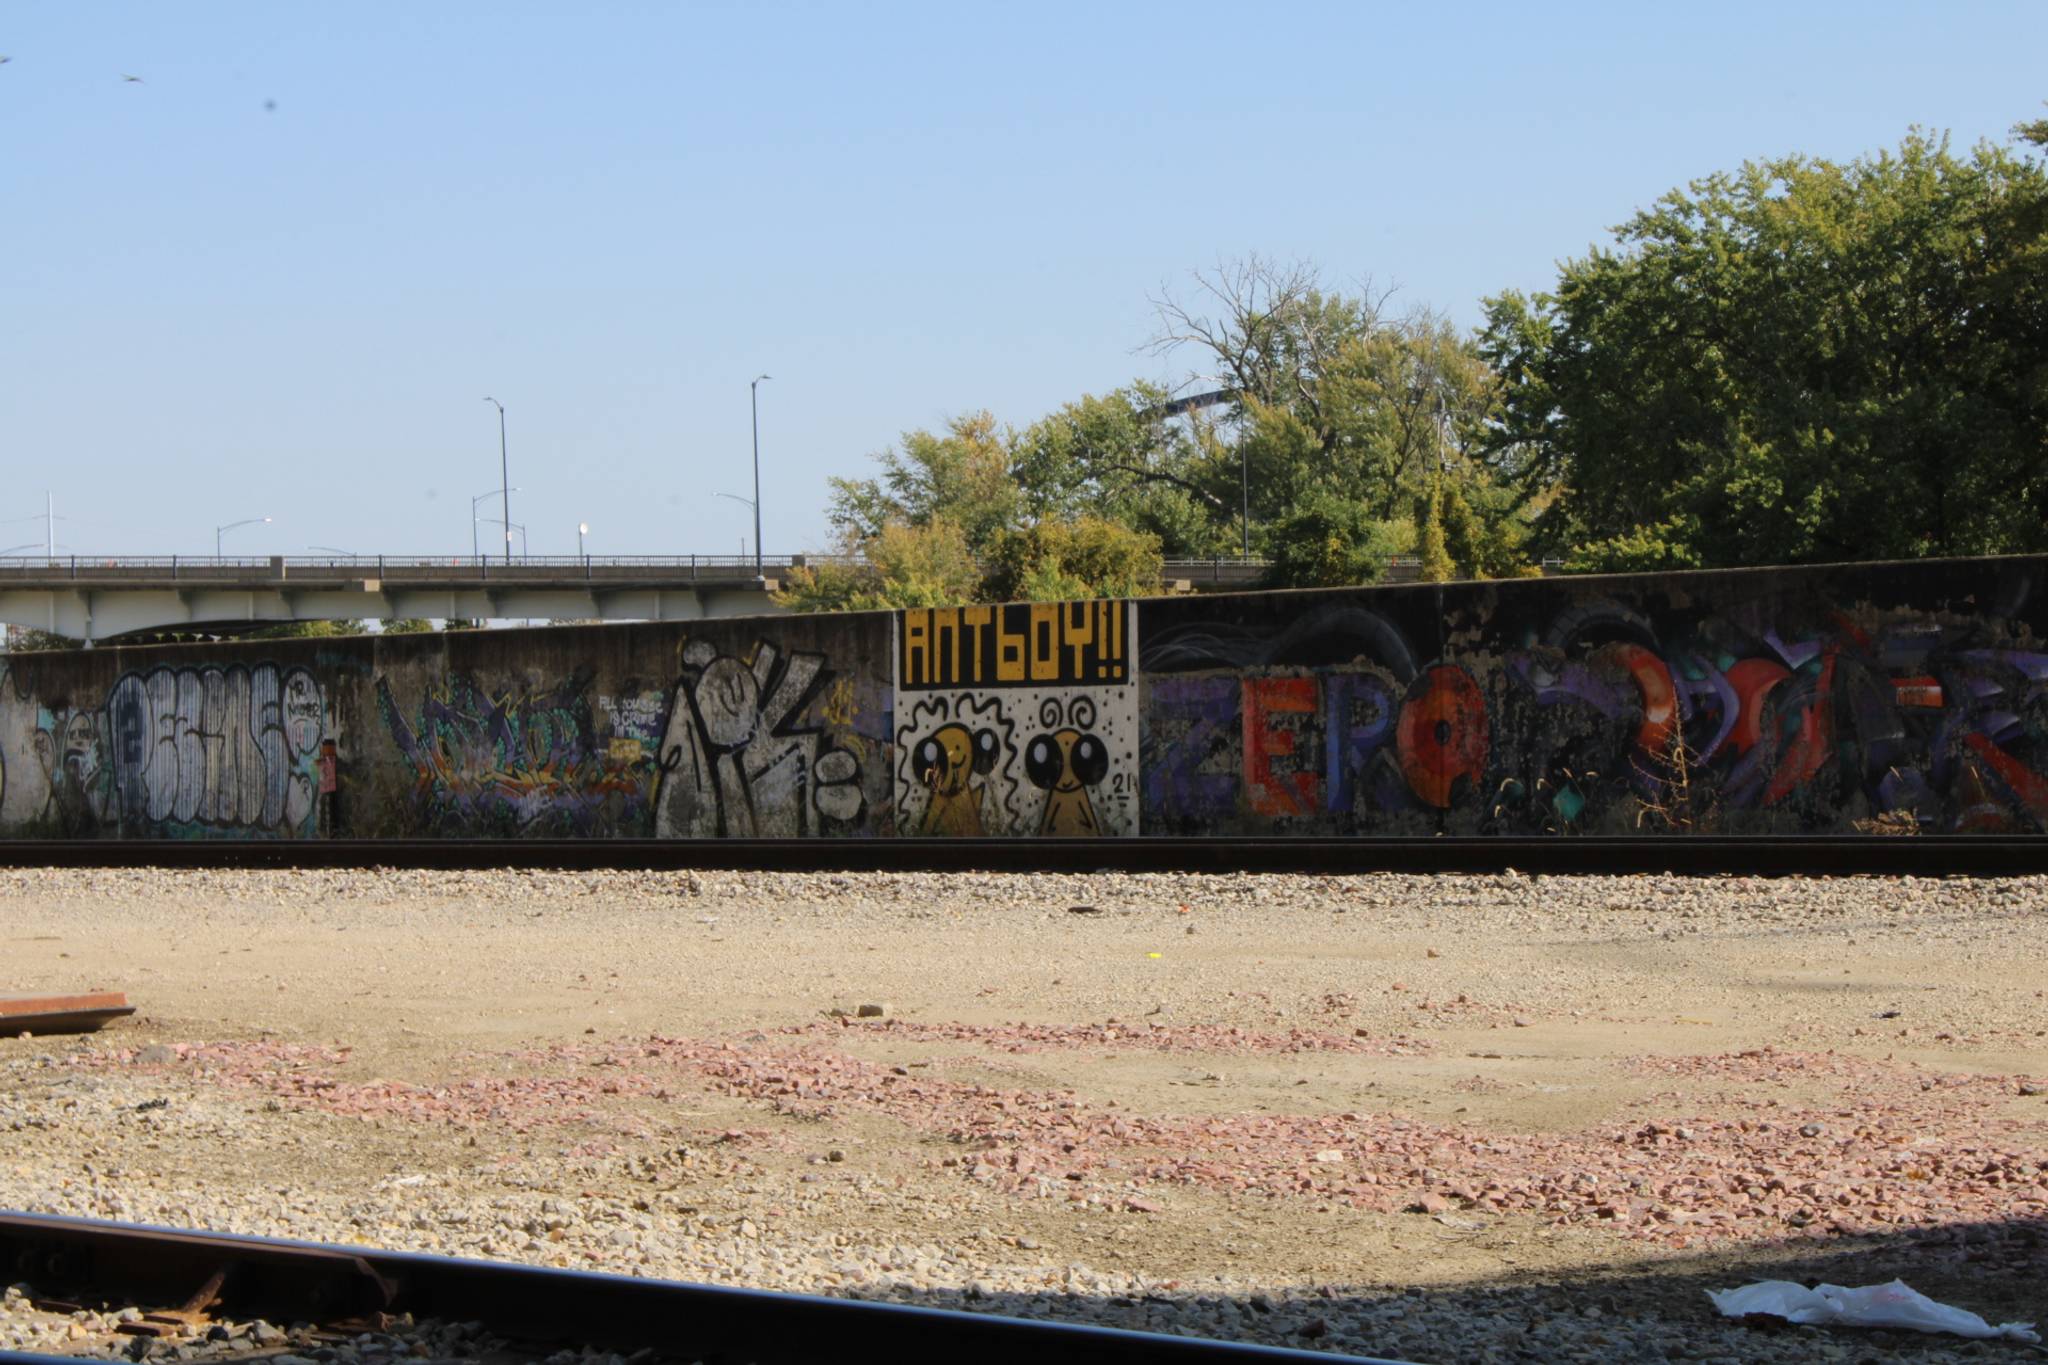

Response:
(0, 1213), (1403, 1364)
(0, 835), (2038, 875)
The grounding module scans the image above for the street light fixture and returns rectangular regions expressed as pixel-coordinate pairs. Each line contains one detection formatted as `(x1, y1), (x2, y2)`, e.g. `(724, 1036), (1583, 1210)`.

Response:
(470, 486), (519, 560)
(216, 516), (271, 557)
(749, 375), (770, 577)
(483, 397), (510, 564)
(476, 516), (527, 558)
(714, 493), (756, 564)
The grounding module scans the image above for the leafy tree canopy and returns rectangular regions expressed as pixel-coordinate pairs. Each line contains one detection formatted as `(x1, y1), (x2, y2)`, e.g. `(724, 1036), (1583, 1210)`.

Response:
(980, 516), (1163, 603)
(1482, 120), (2048, 568)
(828, 413), (1019, 552)
(802, 110), (2048, 602)
(1258, 494), (1408, 589)
(806, 258), (1543, 610)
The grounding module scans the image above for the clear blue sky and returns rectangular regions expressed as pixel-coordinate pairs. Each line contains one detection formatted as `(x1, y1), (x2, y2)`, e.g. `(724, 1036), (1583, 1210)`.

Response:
(4, 2), (2042, 559)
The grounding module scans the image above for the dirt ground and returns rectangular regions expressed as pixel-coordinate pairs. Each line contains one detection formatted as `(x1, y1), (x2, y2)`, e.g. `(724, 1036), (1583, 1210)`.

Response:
(2, 866), (2045, 1362)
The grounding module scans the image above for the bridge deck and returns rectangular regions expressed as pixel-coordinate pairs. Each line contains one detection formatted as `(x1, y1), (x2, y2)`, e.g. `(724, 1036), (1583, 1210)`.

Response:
(0, 555), (1288, 641)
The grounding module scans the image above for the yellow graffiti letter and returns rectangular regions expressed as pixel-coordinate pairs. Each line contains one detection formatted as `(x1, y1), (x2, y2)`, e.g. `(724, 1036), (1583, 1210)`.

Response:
(963, 606), (993, 683)
(1029, 603), (1060, 681)
(903, 610), (930, 687)
(1065, 600), (1095, 678)
(996, 606), (1027, 682)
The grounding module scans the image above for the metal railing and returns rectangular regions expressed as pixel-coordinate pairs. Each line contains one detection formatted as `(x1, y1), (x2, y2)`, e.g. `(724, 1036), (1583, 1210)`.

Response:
(0, 553), (1575, 583)
(0, 554), (805, 580)
(0, 553), (1279, 577)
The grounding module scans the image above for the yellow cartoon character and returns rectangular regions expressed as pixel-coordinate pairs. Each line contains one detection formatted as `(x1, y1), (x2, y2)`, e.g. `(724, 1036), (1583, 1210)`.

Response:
(1025, 697), (1111, 836)
(913, 721), (998, 836)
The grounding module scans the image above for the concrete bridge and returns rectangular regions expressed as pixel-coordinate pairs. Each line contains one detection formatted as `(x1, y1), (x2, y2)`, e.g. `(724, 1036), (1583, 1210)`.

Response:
(0, 553), (1290, 642)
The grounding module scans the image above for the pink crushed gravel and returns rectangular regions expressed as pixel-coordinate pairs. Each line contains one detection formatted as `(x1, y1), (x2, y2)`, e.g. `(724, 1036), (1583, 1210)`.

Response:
(783, 1017), (1433, 1055)
(90, 1031), (2048, 1254)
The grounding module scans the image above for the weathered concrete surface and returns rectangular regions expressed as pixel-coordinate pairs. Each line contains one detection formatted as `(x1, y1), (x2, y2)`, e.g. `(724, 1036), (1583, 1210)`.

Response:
(1, 555), (2042, 840)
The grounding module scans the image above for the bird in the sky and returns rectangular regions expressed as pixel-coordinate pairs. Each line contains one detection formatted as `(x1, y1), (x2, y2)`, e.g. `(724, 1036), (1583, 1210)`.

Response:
(0, 56), (12, 65)
(121, 73), (143, 83)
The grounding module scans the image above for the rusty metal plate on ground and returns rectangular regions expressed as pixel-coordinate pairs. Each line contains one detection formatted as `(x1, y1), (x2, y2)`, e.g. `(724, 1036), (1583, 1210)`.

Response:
(0, 992), (136, 1035)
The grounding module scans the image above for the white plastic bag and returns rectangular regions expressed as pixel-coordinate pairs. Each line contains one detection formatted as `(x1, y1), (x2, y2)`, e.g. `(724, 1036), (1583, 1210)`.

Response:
(1707, 1278), (2039, 1343)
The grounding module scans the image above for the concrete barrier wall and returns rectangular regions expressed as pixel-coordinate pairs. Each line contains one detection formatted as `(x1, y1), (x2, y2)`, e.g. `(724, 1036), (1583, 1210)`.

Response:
(1, 554), (2042, 839)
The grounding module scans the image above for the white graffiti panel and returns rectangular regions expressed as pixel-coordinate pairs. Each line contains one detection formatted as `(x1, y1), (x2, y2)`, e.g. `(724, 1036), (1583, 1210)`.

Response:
(892, 686), (1139, 837)
(654, 638), (867, 838)
(105, 664), (326, 835)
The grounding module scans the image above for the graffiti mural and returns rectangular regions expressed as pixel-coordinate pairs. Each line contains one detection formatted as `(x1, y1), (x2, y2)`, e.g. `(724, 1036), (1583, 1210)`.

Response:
(0, 666), (42, 832)
(1464, 597), (2048, 835)
(34, 704), (112, 834)
(86, 664), (327, 837)
(1140, 603), (1434, 835)
(0, 557), (2044, 845)
(895, 601), (1140, 837)
(1138, 568), (2048, 837)
(378, 668), (657, 836)
(0, 663), (322, 837)
(653, 637), (869, 838)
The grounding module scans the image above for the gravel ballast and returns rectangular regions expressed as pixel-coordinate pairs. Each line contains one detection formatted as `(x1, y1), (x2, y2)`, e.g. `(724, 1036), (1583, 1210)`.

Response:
(2, 866), (2044, 1363)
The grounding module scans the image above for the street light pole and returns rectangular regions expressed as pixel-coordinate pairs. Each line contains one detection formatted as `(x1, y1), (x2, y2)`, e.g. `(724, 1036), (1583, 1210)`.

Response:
(578, 522), (588, 557)
(750, 375), (770, 578)
(1240, 446), (1250, 559)
(484, 397), (510, 564)
(216, 516), (271, 557)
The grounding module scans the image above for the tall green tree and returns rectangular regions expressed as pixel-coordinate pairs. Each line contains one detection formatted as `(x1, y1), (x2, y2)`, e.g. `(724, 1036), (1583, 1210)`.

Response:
(807, 401), (1179, 610)
(980, 517), (1164, 602)
(803, 256), (1544, 609)
(1007, 386), (1236, 557)
(1257, 494), (1408, 589)
(776, 519), (983, 612)
(1148, 257), (1537, 571)
(828, 412), (1020, 553)
(1483, 119), (2048, 568)
(1416, 480), (1454, 582)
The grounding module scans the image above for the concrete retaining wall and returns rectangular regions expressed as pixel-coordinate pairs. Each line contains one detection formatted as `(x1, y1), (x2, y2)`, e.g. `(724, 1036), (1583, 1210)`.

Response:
(3, 555), (2042, 840)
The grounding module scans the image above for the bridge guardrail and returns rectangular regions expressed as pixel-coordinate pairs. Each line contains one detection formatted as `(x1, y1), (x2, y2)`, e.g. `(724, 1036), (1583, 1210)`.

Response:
(0, 553), (1282, 580)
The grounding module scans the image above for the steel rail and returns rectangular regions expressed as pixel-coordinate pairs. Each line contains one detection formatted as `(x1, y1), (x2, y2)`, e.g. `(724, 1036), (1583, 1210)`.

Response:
(0, 1213), (1404, 1364)
(0, 835), (2036, 875)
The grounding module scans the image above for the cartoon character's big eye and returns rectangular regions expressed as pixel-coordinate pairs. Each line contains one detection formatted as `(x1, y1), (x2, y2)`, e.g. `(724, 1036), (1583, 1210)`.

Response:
(919, 738), (949, 784)
(972, 728), (1000, 775)
(1070, 734), (1110, 786)
(1024, 735), (1062, 790)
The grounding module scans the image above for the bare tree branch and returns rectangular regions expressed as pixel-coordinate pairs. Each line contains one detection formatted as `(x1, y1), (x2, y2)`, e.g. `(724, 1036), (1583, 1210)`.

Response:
(1100, 462), (1231, 513)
